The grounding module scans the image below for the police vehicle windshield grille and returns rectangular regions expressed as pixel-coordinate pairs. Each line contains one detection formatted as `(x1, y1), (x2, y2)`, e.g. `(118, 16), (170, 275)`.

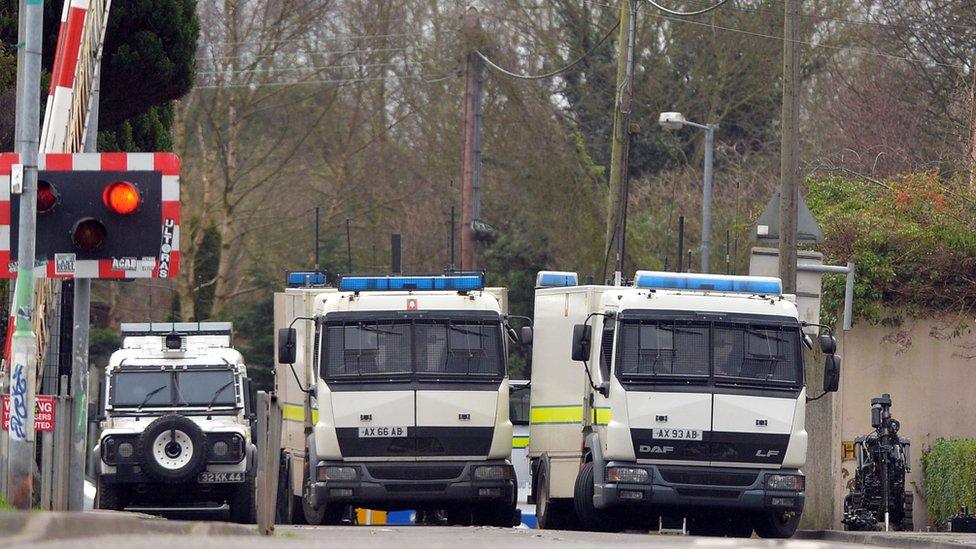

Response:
(323, 320), (504, 378)
(616, 320), (801, 386)
(111, 369), (237, 407)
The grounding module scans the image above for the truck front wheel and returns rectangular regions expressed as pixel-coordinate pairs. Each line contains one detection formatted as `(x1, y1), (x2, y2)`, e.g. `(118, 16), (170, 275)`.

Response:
(573, 462), (623, 532)
(535, 458), (579, 530)
(752, 509), (800, 538)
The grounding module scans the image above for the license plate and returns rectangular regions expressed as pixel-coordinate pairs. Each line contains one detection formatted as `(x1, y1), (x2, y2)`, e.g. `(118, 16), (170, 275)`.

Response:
(358, 426), (407, 438)
(198, 472), (244, 483)
(652, 428), (702, 440)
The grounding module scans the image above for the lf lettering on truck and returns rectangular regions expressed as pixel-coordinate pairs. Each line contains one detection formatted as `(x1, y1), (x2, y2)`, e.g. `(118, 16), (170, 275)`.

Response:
(527, 270), (840, 537)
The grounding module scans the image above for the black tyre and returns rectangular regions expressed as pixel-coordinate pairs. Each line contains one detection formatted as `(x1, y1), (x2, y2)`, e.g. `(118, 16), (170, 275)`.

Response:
(95, 476), (127, 511)
(573, 462), (622, 532)
(137, 414), (207, 484)
(472, 487), (519, 527)
(229, 476), (256, 524)
(899, 492), (914, 531)
(276, 454), (305, 524)
(752, 509), (801, 539)
(535, 459), (580, 530)
(300, 460), (345, 525)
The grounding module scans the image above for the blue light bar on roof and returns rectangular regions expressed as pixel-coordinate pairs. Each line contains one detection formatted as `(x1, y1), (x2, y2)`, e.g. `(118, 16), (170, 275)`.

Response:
(633, 271), (782, 295)
(536, 271), (578, 288)
(287, 271), (327, 288)
(338, 273), (484, 292)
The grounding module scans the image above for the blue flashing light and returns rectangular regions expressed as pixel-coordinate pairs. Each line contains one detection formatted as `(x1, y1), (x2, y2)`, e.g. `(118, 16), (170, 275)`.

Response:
(536, 271), (578, 288)
(338, 273), (485, 292)
(286, 271), (327, 287)
(633, 271), (782, 295)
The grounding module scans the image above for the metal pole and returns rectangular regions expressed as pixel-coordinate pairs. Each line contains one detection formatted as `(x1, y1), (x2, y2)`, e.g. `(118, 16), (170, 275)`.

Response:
(701, 125), (715, 273)
(449, 206), (456, 271)
(844, 261), (855, 331)
(391, 234), (401, 274)
(345, 219), (352, 273)
(67, 65), (101, 512)
(53, 375), (70, 511)
(256, 391), (272, 534)
(6, 0), (44, 510)
(676, 215), (684, 273)
(778, 0), (801, 293)
(314, 207), (320, 271)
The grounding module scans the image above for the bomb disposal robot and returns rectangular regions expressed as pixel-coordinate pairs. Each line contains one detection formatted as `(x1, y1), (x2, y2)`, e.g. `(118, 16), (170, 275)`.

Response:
(94, 323), (257, 522)
(528, 271), (840, 537)
(275, 272), (526, 526)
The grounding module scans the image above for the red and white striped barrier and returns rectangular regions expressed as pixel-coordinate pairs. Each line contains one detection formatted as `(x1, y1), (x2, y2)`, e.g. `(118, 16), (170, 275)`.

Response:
(0, 152), (181, 279)
(41, 0), (91, 153)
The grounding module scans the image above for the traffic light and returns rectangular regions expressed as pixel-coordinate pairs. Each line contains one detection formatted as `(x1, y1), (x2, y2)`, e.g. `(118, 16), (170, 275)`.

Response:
(0, 152), (181, 279)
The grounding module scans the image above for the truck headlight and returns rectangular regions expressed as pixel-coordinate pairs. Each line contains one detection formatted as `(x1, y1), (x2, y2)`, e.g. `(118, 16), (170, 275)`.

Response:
(118, 441), (135, 460)
(606, 466), (649, 483)
(765, 473), (804, 491)
(474, 466), (512, 480)
(319, 466), (358, 482)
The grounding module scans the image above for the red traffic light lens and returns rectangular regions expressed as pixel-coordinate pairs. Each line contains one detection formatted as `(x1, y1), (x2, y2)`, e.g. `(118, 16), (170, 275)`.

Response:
(103, 181), (140, 215)
(72, 218), (107, 252)
(37, 181), (58, 213)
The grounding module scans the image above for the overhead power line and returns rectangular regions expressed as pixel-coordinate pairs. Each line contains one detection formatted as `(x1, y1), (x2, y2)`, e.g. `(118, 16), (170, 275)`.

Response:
(477, 19), (620, 80)
(646, 11), (967, 71)
(643, 0), (730, 17)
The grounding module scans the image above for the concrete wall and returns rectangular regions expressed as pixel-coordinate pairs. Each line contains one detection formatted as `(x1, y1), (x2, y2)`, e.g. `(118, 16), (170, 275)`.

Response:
(832, 316), (976, 528)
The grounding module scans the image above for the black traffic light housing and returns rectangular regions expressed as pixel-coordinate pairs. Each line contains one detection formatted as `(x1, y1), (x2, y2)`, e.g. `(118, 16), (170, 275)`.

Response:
(10, 170), (162, 263)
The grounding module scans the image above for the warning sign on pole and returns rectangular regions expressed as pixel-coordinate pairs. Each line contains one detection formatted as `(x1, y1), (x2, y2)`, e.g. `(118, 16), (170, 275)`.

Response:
(2, 394), (55, 432)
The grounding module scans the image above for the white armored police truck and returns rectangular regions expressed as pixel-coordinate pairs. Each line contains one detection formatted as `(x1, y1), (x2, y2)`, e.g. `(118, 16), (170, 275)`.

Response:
(94, 322), (257, 522)
(274, 272), (526, 526)
(528, 271), (840, 537)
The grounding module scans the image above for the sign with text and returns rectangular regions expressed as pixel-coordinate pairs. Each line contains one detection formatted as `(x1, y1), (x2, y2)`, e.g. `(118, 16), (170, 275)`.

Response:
(1, 394), (55, 432)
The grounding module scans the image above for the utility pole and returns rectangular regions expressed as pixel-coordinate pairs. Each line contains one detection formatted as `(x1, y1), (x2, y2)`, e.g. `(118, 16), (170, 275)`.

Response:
(605, 0), (638, 283)
(6, 0), (43, 509)
(460, 6), (483, 272)
(969, 63), (975, 189)
(778, 0), (801, 294)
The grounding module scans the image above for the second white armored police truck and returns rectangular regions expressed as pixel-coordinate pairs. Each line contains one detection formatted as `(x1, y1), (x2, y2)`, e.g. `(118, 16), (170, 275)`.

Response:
(528, 271), (840, 537)
(275, 272), (524, 526)
(94, 323), (257, 522)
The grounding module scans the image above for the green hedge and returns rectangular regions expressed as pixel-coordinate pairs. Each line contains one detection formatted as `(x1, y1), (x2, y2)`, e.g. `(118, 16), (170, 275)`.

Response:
(922, 439), (976, 525)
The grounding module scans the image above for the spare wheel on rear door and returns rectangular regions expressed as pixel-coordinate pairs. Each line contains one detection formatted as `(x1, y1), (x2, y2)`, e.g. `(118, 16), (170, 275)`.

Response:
(138, 414), (208, 483)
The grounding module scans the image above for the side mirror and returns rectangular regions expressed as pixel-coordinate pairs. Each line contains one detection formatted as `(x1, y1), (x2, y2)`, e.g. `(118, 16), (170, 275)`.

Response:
(243, 378), (255, 419)
(819, 334), (837, 355)
(571, 324), (592, 362)
(278, 328), (297, 364)
(823, 354), (841, 393)
(520, 326), (534, 346)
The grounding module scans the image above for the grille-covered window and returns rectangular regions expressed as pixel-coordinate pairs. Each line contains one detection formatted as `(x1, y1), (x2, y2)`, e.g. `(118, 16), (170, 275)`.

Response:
(714, 325), (799, 383)
(615, 318), (802, 386)
(323, 320), (503, 378)
(617, 322), (709, 378)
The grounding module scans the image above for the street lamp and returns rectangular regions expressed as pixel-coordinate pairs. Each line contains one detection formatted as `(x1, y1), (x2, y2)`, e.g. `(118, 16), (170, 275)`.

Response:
(658, 112), (718, 274)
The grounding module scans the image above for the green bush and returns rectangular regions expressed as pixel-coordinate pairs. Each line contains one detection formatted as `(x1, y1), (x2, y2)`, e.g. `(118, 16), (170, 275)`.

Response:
(921, 439), (976, 526)
(807, 173), (976, 327)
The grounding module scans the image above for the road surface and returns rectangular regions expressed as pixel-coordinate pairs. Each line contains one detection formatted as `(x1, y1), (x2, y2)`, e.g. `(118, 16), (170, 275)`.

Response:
(23, 525), (868, 548)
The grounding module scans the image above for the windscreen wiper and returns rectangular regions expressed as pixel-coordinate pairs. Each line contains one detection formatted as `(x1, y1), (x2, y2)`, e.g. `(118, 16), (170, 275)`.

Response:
(358, 324), (401, 336)
(447, 325), (487, 337)
(207, 380), (235, 410)
(137, 385), (168, 411)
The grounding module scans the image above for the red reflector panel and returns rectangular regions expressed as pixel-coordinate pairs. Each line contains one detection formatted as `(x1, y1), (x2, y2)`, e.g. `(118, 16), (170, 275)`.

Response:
(103, 181), (140, 215)
(72, 218), (107, 252)
(37, 181), (58, 213)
